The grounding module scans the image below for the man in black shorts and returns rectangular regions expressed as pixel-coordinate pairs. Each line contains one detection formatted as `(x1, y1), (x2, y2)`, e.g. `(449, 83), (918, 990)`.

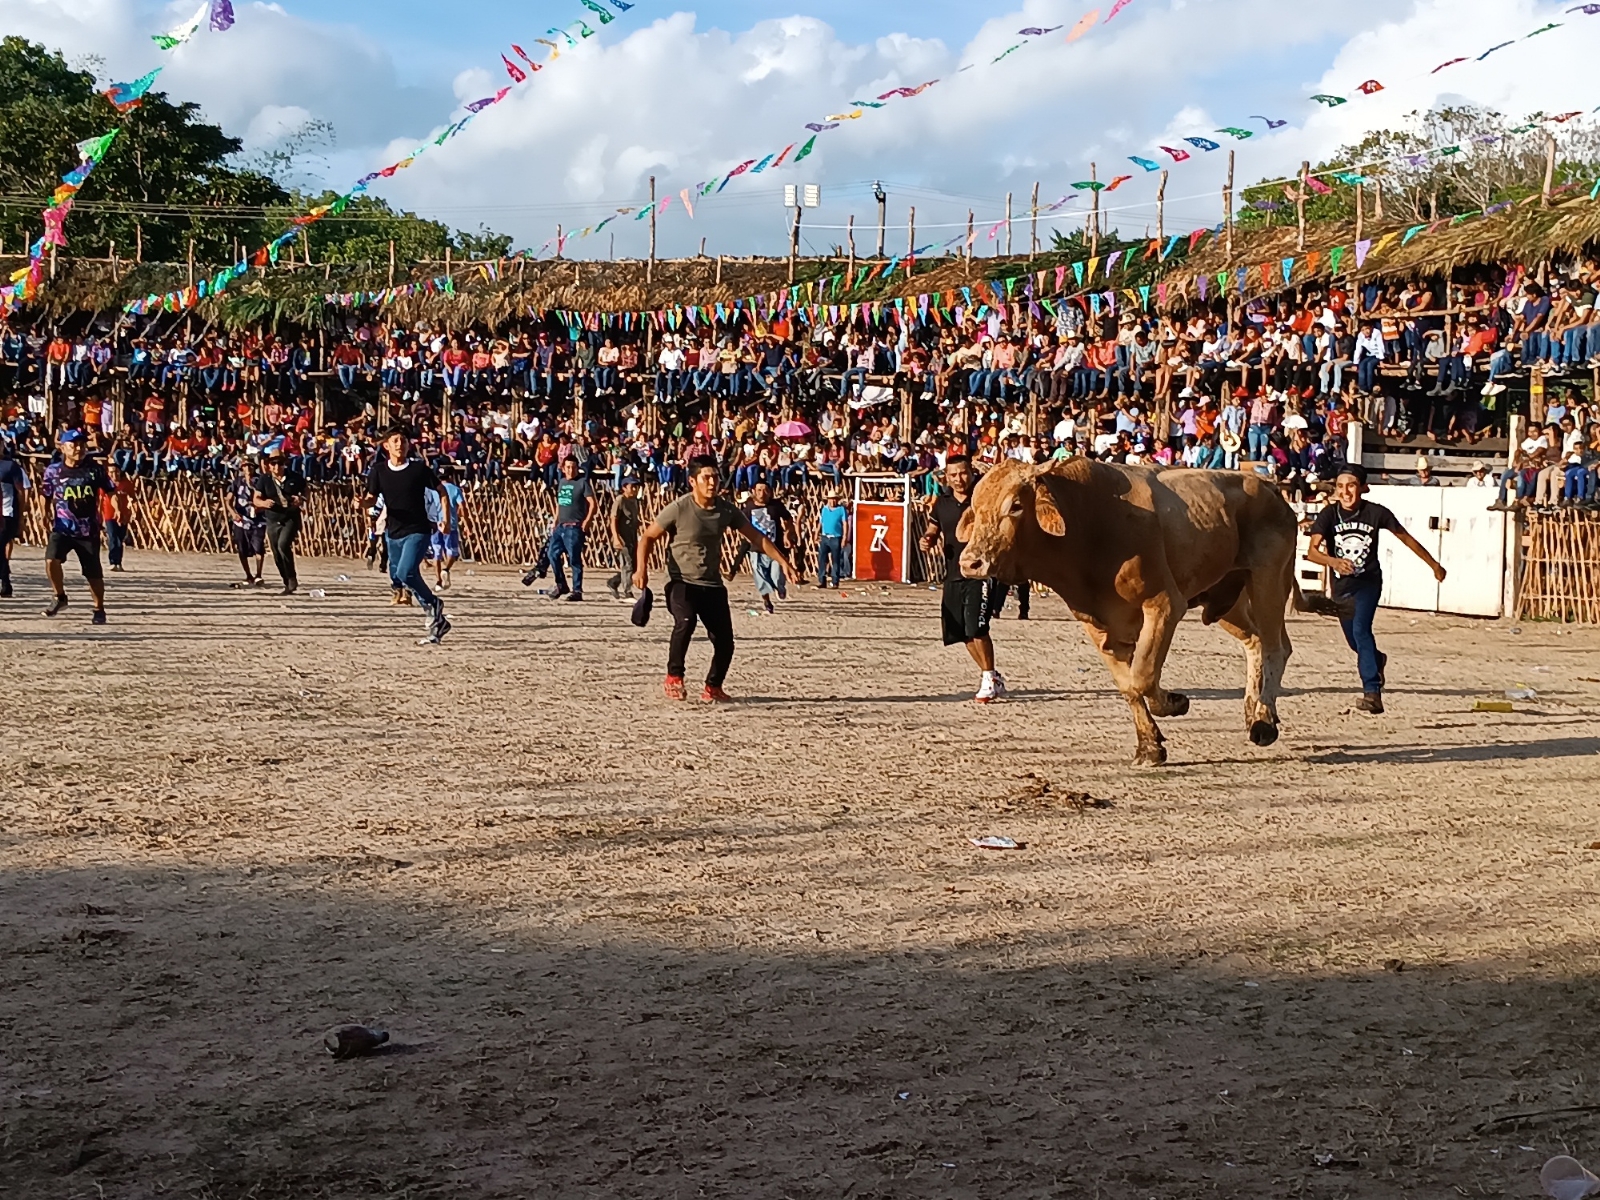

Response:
(923, 454), (1007, 703)
(0, 438), (30, 599)
(40, 429), (111, 624)
(633, 455), (796, 702)
(229, 457), (267, 587)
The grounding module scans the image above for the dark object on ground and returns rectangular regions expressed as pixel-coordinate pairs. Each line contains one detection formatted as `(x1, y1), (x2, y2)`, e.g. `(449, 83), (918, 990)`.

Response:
(324, 1025), (389, 1060)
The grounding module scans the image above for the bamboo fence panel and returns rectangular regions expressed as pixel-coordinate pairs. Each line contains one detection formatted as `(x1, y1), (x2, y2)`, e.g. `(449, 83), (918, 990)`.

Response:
(1516, 509), (1600, 624)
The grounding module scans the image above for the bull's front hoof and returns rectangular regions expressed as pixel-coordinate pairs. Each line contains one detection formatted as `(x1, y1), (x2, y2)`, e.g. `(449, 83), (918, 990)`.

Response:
(1132, 743), (1168, 767)
(1249, 720), (1280, 747)
(1151, 692), (1190, 717)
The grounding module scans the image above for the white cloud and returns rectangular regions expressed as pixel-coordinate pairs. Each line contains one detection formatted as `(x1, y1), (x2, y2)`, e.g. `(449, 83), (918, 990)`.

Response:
(3, 0), (1595, 257)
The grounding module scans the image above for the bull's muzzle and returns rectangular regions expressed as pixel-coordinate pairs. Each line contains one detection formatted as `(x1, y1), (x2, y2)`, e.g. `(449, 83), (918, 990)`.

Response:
(959, 550), (990, 579)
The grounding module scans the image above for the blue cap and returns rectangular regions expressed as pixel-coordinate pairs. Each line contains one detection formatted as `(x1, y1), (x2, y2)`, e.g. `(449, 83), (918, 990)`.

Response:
(58, 429), (85, 444)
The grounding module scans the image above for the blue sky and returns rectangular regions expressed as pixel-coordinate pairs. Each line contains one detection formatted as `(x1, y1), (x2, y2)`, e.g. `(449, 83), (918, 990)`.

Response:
(9, 0), (1597, 256)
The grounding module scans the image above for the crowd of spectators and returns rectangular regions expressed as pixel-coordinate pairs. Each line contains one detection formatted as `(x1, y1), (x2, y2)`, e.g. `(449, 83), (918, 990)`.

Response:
(0, 259), (1583, 506)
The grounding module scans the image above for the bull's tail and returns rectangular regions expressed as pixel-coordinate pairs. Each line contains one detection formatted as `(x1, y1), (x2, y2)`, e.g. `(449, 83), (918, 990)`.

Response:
(1291, 581), (1352, 620)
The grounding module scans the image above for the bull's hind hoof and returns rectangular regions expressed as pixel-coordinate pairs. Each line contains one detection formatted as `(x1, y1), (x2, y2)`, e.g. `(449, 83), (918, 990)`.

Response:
(1151, 692), (1190, 717)
(1249, 720), (1280, 747)
(1133, 743), (1168, 767)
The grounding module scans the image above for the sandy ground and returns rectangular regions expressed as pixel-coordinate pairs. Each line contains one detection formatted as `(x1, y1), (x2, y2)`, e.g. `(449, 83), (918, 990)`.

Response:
(4, 549), (1600, 1199)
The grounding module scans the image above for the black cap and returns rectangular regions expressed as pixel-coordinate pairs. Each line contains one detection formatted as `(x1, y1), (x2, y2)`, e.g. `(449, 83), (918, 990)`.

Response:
(630, 586), (654, 628)
(1335, 462), (1368, 486)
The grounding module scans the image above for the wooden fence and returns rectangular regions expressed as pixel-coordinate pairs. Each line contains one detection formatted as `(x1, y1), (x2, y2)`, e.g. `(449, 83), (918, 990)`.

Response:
(18, 469), (947, 583)
(1517, 509), (1600, 623)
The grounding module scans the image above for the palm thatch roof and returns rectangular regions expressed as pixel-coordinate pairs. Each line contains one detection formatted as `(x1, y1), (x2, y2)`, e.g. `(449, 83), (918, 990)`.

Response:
(1163, 187), (1600, 304)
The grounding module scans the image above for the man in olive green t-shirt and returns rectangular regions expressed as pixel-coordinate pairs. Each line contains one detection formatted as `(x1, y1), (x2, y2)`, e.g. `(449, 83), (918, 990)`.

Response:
(634, 455), (796, 702)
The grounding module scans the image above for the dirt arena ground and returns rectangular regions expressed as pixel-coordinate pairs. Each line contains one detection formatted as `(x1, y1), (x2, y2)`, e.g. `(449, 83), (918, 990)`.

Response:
(4, 548), (1600, 1199)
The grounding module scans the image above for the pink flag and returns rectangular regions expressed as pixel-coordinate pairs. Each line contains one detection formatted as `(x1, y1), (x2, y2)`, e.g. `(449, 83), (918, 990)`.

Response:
(1105, 0), (1135, 19)
(679, 189), (694, 218)
(1160, 145), (1191, 162)
(503, 55), (527, 83)
(658, 195), (672, 215)
(1306, 176), (1332, 195)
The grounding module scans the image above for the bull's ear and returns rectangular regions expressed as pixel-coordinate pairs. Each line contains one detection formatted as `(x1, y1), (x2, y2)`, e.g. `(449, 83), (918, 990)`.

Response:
(1033, 480), (1066, 537)
(955, 507), (975, 543)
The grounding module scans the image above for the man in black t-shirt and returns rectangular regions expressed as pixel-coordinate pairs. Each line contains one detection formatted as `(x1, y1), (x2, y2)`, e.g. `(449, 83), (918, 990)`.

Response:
(364, 423), (452, 644)
(1308, 464), (1446, 714)
(252, 450), (306, 594)
(922, 455), (1007, 703)
(230, 459), (266, 588)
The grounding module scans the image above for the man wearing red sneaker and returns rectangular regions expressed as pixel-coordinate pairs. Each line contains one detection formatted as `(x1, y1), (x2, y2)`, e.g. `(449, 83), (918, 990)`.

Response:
(633, 455), (796, 702)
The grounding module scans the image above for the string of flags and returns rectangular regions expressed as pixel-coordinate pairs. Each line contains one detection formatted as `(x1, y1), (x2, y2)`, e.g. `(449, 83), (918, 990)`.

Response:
(123, 0), (640, 315)
(1, 132), (119, 314)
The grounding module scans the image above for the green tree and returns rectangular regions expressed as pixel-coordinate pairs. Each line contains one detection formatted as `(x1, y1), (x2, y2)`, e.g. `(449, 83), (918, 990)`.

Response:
(0, 36), (287, 263)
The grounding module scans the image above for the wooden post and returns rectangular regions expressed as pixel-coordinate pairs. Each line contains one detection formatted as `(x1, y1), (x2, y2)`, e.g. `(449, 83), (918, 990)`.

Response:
(555, 226), (562, 259)
(1224, 150), (1235, 262)
(966, 210), (974, 263)
(1543, 133), (1557, 207)
(698, 236), (706, 257)
(1157, 170), (1167, 242)
(876, 188), (887, 257)
(135, 222), (142, 263)
(300, 229), (311, 267)
(1030, 181), (1040, 260)
(788, 202), (801, 285)
(908, 206), (915, 259)
(715, 254), (722, 287)
(1089, 162), (1100, 257)
(648, 174), (657, 282)
(110, 240), (118, 282)
(388, 239), (396, 287)
(446, 245), (452, 285)
(1297, 160), (1309, 251)
(847, 215), (856, 280)
(1004, 192), (1013, 257)
(187, 238), (195, 287)
(1374, 179), (1384, 221)
(1355, 182), (1364, 245)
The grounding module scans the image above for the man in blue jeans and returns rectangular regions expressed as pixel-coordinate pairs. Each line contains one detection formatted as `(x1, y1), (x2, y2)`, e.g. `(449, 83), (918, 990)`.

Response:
(548, 454), (597, 602)
(816, 491), (849, 589)
(1307, 464), (1446, 714)
(364, 423), (452, 645)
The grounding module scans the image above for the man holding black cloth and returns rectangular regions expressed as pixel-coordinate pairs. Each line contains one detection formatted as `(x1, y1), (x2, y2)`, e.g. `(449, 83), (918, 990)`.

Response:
(633, 455), (796, 702)
(364, 423), (453, 645)
(923, 455), (1008, 703)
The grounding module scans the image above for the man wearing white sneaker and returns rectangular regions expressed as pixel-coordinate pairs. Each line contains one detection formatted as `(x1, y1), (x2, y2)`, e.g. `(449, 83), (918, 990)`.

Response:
(363, 423), (452, 645)
(922, 455), (1007, 703)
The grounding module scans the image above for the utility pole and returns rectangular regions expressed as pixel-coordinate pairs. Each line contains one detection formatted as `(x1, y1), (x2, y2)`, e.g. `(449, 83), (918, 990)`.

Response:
(1004, 192), (1013, 257)
(1157, 170), (1167, 242)
(907, 206), (915, 259)
(874, 181), (886, 257)
(1297, 160), (1309, 251)
(648, 174), (657, 282)
(966, 210), (974, 263)
(1029, 181), (1040, 260)
(789, 200), (802, 284)
(847, 215), (856, 280)
(1224, 150), (1235, 261)
(1089, 162), (1100, 258)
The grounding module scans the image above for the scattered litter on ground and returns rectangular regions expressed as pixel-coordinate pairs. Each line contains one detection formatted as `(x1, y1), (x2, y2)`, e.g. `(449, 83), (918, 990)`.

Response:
(336, 575), (350, 582)
(1474, 699), (1515, 713)
(307, 589), (327, 599)
(1314, 1152), (1360, 1169)
(895, 1091), (910, 1101)
(1542, 1155), (1600, 1200)
(323, 1025), (389, 1060)
(1510, 627), (1523, 635)
(971, 836), (1023, 850)
(1533, 666), (1552, 673)
(1507, 688), (1538, 700)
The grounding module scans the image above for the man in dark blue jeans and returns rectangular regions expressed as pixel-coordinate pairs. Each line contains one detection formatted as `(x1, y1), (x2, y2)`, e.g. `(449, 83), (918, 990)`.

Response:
(548, 455), (597, 602)
(1307, 464), (1446, 714)
(364, 423), (453, 645)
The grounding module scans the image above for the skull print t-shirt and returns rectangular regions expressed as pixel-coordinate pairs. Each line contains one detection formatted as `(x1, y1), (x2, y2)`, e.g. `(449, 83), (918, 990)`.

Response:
(1311, 499), (1402, 598)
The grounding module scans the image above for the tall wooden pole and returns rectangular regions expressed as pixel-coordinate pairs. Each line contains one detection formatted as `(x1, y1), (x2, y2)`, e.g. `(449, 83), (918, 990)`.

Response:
(1543, 133), (1558, 208)
(647, 175), (657, 282)
(388, 239), (396, 287)
(788, 203), (801, 284)
(847, 215), (856, 281)
(876, 188), (887, 257)
(555, 226), (562, 260)
(1355, 182), (1364, 245)
(1157, 170), (1168, 242)
(1224, 150), (1235, 262)
(1374, 179), (1384, 221)
(1090, 162), (1100, 257)
(1030, 181), (1040, 260)
(966, 210), (974, 263)
(1005, 192), (1013, 257)
(1297, 160), (1309, 251)
(907, 206), (915, 259)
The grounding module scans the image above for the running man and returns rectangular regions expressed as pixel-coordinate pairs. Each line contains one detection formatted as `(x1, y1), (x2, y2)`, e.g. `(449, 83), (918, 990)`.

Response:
(606, 474), (642, 600)
(230, 458), (267, 588)
(364, 423), (452, 644)
(252, 449), (305, 595)
(633, 454), (797, 702)
(741, 480), (794, 614)
(0, 438), (31, 598)
(40, 429), (111, 624)
(922, 455), (1007, 703)
(549, 455), (595, 602)
(429, 462), (464, 590)
(1306, 463), (1447, 714)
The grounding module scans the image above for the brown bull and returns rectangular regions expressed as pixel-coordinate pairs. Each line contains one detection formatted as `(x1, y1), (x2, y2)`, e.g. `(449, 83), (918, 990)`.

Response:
(957, 458), (1334, 765)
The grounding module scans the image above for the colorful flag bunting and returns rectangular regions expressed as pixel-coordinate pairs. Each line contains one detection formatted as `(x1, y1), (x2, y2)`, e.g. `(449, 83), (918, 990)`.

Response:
(1216, 127), (1253, 139)
(1129, 156), (1161, 171)
(1251, 115), (1287, 129)
(1160, 145), (1191, 162)
(1066, 11), (1101, 41)
(1183, 137), (1221, 151)
(1310, 94), (1348, 107)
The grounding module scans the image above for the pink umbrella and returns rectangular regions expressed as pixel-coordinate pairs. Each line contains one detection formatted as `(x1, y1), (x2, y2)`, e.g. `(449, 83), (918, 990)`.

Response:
(775, 420), (812, 438)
